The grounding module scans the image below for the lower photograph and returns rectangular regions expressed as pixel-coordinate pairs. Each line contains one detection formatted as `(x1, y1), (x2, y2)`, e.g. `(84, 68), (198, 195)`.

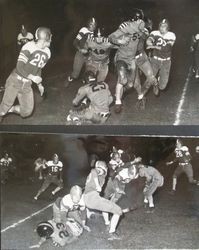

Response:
(1, 134), (199, 250)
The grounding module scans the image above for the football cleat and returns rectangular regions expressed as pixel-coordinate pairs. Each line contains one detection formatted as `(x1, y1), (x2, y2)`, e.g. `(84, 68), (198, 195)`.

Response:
(146, 207), (155, 214)
(136, 97), (146, 110)
(114, 104), (122, 114)
(108, 232), (121, 241)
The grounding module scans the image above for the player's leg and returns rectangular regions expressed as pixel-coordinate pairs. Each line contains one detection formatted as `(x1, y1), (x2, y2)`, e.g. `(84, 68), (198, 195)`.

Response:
(17, 84), (34, 118)
(158, 60), (171, 91)
(138, 56), (159, 98)
(194, 49), (199, 78)
(0, 73), (20, 119)
(53, 198), (63, 223)
(114, 60), (129, 113)
(97, 63), (109, 82)
(144, 180), (160, 208)
(51, 177), (64, 195)
(69, 51), (86, 81)
(171, 166), (182, 193)
(34, 176), (51, 200)
(184, 164), (199, 184)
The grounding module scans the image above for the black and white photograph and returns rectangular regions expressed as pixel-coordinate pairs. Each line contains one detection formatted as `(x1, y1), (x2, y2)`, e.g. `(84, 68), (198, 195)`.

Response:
(1, 133), (199, 249)
(1, 0), (199, 125)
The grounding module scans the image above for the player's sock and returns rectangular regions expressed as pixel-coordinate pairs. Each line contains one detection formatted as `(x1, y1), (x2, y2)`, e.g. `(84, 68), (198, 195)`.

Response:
(102, 212), (110, 225)
(109, 214), (120, 234)
(172, 178), (177, 191)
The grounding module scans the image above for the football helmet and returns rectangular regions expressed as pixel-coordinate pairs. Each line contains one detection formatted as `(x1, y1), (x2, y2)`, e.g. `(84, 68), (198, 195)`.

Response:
(84, 71), (97, 84)
(95, 161), (107, 175)
(132, 8), (144, 21)
(70, 185), (82, 204)
(159, 19), (170, 31)
(36, 221), (54, 239)
(35, 27), (52, 42)
(87, 17), (97, 31)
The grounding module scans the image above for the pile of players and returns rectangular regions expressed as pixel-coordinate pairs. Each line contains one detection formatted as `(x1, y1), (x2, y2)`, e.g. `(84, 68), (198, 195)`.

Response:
(66, 9), (176, 124)
(31, 139), (199, 247)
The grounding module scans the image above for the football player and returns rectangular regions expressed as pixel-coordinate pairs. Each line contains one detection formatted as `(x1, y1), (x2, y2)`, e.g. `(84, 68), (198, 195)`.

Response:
(190, 33), (199, 78)
(138, 164), (164, 213)
(108, 147), (125, 176)
(67, 17), (97, 84)
(17, 25), (34, 47)
(53, 185), (90, 232)
(104, 162), (139, 204)
(34, 154), (63, 200)
(30, 216), (83, 248)
(34, 157), (47, 180)
(108, 9), (146, 113)
(0, 152), (13, 184)
(166, 140), (199, 194)
(85, 28), (117, 82)
(146, 19), (176, 92)
(84, 161), (123, 240)
(66, 71), (113, 125)
(0, 27), (52, 123)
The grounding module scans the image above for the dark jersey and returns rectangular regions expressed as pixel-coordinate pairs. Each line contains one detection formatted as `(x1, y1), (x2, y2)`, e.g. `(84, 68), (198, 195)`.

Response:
(16, 41), (51, 78)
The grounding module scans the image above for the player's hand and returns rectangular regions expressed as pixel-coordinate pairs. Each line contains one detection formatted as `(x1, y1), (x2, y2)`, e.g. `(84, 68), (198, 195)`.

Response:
(28, 75), (42, 84)
(154, 46), (162, 50)
(80, 49), (88, 54)
(96, 186), (102, 192)
(38, 84), (44, 96)
(166, 161), (172, 166)
(83, 225), (91, 232)
(119, 35), (130, 45)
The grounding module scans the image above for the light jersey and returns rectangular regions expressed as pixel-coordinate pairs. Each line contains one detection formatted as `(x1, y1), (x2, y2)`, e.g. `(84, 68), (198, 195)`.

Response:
(84, 168), (106, 194)
(75, 27), (94, 49)
(60, 194), (85, 212)
(16, 41), (51, 78)
(141, 166), (163, 182)
(0, 157), (12, 167)
(116, 165), (138, 183)
(73, 82), (113, 113)
(174, 149), (191, 164)
(149, 30), (176, 58)
(86, 37), (113, 63)
(17, 32), (34, 45)
(109, 20), (145, 63)
(45, 160), (63, 175)
(48, 220), (70, 247)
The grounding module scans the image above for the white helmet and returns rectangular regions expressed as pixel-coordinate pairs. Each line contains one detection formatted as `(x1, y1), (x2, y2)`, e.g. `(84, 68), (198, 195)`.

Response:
(181, 146), (189, 152)
(95, 161), (107, 175)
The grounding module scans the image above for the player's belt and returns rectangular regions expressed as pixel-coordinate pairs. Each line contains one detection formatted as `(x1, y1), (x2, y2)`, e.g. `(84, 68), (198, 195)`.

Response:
(16, 74), (30, 83)
(179, 162), (189, 166)
(98, 112), (110, 118)
(135, 53), (143, 59)
(153, 56), (171, 61)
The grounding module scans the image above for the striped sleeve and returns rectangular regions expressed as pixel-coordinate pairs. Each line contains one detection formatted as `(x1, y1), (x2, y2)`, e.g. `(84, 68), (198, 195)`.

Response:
(17, 43), (31, 63)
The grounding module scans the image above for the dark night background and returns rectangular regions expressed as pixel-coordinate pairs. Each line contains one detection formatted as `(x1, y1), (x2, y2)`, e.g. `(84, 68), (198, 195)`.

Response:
(1, 0), (199, 83)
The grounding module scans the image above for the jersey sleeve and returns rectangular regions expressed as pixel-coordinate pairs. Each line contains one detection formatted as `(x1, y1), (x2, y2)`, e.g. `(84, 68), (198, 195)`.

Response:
(73, 85), (88, 105)
(16, 43), (32, 77)
(73, 27), (91, 50)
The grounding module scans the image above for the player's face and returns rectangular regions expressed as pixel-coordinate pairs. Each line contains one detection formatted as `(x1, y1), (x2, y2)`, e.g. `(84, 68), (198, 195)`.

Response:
(159, 24), (168, 35)
(71, 193), (81, 204)
(42, 39), (51, 49)
(139, 168), (145, 177)
(96, 36), (103, 44)
(53, 156), (58, 164)
(96, 167), (105, 176)
(113, 153), (121, 162)
(88, 22), (96, 32)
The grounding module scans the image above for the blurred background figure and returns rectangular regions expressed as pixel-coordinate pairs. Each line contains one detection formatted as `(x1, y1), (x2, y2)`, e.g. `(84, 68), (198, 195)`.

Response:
(190, 33), (199, 79)
(17, 25), (34, 47)
(0, 152), (15, 184)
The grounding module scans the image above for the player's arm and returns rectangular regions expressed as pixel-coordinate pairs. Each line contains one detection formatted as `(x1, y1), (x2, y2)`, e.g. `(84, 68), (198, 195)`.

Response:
(107, 87), (113, 105)
(92, 169), (102, 192)
(73, 28), (89, 54)
(109, 26), (130, 46)
(17, 34), (23, 45)
(146, 32), (161, 50)
(59, 163), (63, 181)
(73, 86), (88, 106)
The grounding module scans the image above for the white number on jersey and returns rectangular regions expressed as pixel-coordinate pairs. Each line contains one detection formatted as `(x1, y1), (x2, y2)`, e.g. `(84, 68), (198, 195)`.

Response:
(30, 53), (47, 68)
(156, 37), (167, 47)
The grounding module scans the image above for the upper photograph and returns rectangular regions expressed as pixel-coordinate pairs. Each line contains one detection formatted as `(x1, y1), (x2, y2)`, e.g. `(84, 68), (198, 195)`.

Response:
(0, 0), (199, 125)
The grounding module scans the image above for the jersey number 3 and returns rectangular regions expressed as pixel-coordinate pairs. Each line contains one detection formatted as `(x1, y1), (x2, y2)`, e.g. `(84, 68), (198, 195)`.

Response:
(30, 53), (47, 68)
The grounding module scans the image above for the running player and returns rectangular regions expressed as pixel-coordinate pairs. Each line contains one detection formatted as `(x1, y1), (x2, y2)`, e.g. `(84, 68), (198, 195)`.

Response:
(34, 154), (63, 200)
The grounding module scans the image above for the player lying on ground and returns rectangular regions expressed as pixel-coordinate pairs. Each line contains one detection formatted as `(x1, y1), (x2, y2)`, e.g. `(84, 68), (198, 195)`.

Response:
(30, 189), (88, 248)
(84, 161), (123, 240)
(0, 27), (51, 123)
(66, 71), (113, 125)
(190, 33), (199, 78)
(166, 139), (199, 194)
(34, 154), (63, 200)
(67, 17), (97, 84)
(138, 163), (164, 213)
(53, 185), (90, 232)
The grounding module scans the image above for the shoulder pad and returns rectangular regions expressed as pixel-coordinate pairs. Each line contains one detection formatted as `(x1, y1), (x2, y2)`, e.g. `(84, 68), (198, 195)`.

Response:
(79, 27), (91, 34)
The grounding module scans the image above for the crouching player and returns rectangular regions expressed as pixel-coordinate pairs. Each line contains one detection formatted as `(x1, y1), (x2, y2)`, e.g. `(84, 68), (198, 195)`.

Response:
(66, 71), (113, 125)
(138, 164), (164, 213)
(84, 161), (123, 240)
